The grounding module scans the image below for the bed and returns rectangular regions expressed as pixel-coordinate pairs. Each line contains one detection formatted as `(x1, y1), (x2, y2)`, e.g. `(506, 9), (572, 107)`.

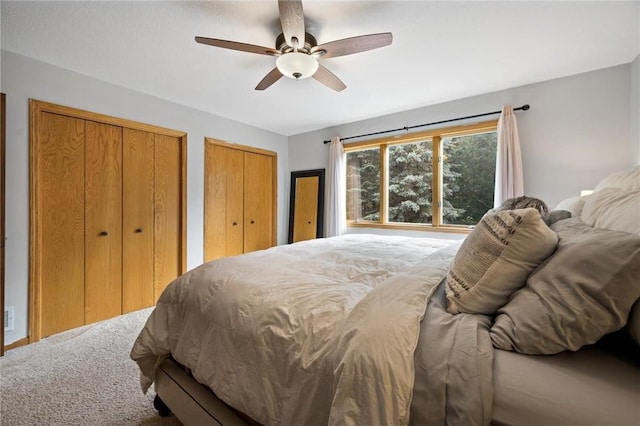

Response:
(131, 166), (640, 426)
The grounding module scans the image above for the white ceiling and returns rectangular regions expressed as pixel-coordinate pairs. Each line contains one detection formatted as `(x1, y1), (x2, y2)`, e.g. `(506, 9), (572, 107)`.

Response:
(2, 1), (639, 136)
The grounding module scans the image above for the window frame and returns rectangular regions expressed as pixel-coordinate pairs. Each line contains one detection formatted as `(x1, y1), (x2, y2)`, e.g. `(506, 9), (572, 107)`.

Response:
(344, 119), (498, 234)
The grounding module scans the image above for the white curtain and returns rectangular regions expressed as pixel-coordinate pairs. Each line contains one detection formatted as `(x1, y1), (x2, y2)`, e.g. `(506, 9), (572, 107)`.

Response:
(494, 105), (524, 207)
(327, 136), (346, 237)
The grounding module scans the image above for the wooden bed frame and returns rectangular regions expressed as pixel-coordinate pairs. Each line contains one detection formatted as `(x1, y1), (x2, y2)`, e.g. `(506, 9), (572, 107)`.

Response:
(155, 358), (255, 426)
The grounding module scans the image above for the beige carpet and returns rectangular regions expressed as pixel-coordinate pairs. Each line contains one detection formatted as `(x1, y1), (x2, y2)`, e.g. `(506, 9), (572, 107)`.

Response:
(0, 308), (181, 425)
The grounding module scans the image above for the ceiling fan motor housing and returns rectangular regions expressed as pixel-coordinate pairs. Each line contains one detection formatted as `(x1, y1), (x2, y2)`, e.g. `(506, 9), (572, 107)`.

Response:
(275, 32), (318, 54)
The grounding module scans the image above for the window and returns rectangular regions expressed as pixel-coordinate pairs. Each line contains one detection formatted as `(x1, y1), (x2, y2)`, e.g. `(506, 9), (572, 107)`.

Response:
(345, 120), (498, 232)
(386, 140), (433, 224)
(442, 132), (497, 226)
(346, 147), (380, 221)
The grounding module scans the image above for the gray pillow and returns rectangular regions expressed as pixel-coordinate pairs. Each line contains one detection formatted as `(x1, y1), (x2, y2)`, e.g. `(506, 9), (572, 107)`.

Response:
(445, 208), (558, 315)
(542, 209), (571, 226)
(491, 218), (640, 354)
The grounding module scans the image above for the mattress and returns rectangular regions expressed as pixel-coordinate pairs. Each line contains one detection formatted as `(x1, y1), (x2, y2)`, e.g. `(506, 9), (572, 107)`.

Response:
(492, 345), (640, 426)
(132, 235), (479, 425)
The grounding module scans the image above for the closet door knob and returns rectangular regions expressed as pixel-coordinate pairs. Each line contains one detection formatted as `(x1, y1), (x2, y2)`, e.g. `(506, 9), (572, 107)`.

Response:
(250, 220), (255, 224)
(99, 231), (108, 237)
(232, 221), (238, 226)
(135, 228), (143, 233)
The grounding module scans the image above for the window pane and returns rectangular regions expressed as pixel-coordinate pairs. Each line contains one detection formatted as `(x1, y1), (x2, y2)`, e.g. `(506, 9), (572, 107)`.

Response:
(442, 132), (497, 226)
(346, 148), (380, 221)
(387, 140), (433, 224)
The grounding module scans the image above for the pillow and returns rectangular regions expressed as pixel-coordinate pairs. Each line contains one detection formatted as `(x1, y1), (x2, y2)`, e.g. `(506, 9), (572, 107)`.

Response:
(542, 209), (572, 226)
(554, 195), (588, 217)
(490, 218), (640, 355)
(581, 187), (640, 235)
(593, 165), (640, 192)
(445, 208), (558, 315)
(494, 195), (548, 216)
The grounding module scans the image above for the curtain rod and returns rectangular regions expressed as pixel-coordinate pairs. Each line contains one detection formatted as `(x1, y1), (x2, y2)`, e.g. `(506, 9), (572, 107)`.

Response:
(323, 104), (530, 144)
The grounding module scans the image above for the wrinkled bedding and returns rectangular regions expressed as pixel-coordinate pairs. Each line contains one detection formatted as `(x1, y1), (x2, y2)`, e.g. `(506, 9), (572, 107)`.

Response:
(411, 281), (493, 426)
(131, 234), (493, 426)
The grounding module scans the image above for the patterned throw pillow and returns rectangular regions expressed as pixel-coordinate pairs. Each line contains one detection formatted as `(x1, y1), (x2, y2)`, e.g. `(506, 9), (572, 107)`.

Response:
(445, 208), (558, 315)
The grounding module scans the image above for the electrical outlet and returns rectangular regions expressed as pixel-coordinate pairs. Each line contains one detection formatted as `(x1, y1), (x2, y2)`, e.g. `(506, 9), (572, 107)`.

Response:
(4, 306), (15, 331)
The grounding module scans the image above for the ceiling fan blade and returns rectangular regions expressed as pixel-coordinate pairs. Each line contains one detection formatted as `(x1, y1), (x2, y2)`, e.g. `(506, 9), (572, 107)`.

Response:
(312, 32), (393, 59)
(255, 68), (284, 90)
(195, 36), (280, 56)
(278, 0), (305, 48)
(312, 65), (346, 92)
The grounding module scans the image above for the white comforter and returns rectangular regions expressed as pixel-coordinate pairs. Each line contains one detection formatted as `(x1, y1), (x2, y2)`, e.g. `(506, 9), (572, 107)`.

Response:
(131, 235), (465, 425)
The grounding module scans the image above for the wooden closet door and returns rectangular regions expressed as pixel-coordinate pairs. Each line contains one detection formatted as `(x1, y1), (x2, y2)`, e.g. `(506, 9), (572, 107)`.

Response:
(244, 152), (274, 253)
(226, 149), (244, 255)
(204, 144), (244, 262)
(39, 113), (86, 337)
(122, 128), (155, 313)
(204, 143), (225, 261)
(84, 121), (123, 324)
(154, 134), (182, 299)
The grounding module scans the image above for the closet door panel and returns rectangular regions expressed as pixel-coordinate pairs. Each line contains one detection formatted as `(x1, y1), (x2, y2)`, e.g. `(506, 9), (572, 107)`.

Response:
(243, 152), (274, 253)
(84, 121), (123, 324)
(39, 113), (86, 337)
(122, 128), (155, 313)
(154, 134), (181, 299)
(205, 144), (244, 262)
(225, 148), (244, 256)
(204, 143), (224, 261)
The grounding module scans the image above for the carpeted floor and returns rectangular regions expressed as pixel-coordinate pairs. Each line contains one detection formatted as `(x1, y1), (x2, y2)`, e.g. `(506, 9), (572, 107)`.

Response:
(0, 308), (181, 425)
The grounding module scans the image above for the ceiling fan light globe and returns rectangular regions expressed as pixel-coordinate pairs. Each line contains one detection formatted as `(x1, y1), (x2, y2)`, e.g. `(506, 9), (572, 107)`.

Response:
(276, 52), (318, 80)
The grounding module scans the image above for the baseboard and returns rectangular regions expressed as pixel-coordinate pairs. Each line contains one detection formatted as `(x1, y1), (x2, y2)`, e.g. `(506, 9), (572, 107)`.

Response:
(5, 337), (29, 351)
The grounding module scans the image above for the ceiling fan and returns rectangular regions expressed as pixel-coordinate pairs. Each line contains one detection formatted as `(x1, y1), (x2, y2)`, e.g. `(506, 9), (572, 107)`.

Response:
(195, 0), (392, 92)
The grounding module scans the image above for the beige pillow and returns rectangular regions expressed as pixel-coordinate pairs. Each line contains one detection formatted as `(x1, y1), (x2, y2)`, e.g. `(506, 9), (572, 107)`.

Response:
(593, 165), (640, 192)
(491, 218), (640, 354)
(445, 208), (558, 315)
(581, 188), (640, 235)
(554, 195), (588, 217)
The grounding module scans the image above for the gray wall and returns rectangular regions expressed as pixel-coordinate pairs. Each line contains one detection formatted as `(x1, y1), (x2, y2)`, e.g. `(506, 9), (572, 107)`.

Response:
(289, 63), (635, 236)
(1, 50), (289, 345)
